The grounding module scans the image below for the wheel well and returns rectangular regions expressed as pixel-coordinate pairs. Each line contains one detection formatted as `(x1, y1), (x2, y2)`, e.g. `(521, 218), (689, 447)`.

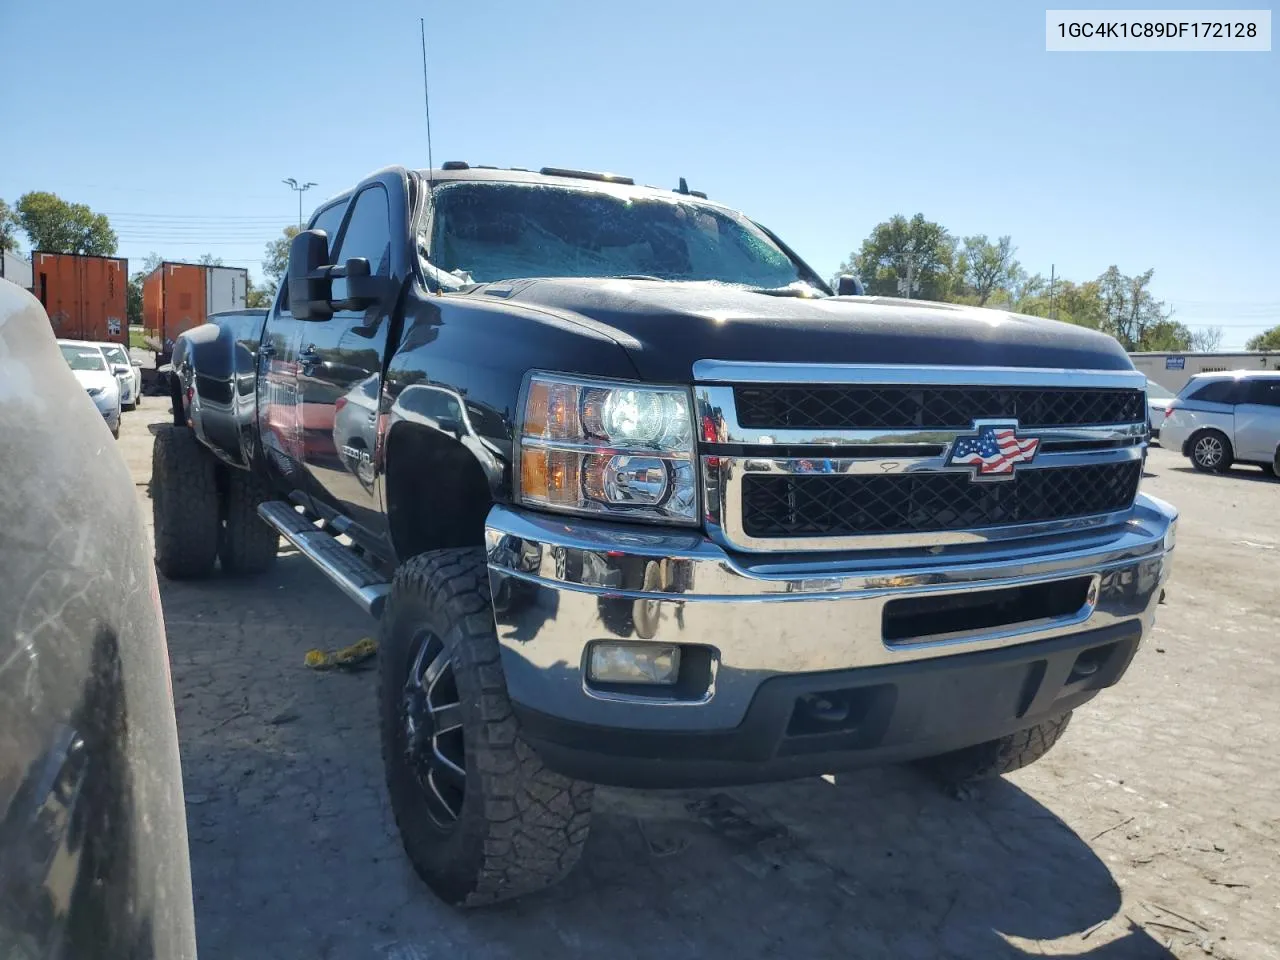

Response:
(1187, 427), (1230, 453)
(385, 425), (494, 561)
(169, 372), (185, 427)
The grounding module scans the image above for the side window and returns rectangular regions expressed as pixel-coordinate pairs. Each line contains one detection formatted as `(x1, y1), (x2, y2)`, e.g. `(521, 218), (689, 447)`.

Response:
(1244, 379), (1280, 406)
(277, 200), (348, 315)
(332, 185), (392, 279)
(1190, 380), (1240, 404)
(310, 201), (348, 251)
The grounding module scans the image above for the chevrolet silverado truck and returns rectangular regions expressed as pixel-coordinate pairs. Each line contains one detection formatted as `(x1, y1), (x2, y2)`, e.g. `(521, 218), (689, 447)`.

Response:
(154, 163), (1178, 906)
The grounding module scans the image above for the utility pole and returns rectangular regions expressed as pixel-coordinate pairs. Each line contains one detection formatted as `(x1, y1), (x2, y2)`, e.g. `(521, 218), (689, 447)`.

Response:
(897, 239), (919, 299)
(1049, 264), (1056, 320)
(282, 178), (317, 230)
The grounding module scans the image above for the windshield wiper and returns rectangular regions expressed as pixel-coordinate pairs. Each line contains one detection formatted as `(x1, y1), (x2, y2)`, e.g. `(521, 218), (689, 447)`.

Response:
(612, 274), (667, 282)
(743, 284), (826, 299)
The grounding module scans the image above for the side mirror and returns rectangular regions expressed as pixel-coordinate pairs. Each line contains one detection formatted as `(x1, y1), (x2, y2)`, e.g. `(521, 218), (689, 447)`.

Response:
(438, 416), (465, 440)
(836, 275), (865, 297)
(330, 258), (381, 312)
(288, 229), (334, 320)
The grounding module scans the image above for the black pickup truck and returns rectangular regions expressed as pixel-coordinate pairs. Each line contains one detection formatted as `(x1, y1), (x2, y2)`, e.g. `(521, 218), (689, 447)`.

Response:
(156, 163), (1177, 906)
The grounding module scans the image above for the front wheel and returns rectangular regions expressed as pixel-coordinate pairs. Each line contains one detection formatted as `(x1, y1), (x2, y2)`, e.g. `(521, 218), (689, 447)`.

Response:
(378, 548), (593, 906)
(218, 469), (279, 575)
(151, 425), (219, 578)
(1190, 430), (1232, 473)
(916, 712), (1072, 784)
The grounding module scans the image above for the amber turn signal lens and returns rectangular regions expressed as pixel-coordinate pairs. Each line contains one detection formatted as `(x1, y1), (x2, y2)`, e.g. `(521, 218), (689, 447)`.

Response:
(521, 449), (579, 506)
(523, 379), (578, 440)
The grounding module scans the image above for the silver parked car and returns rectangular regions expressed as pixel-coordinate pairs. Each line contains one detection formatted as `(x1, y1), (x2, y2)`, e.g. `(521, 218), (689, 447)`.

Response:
(1145, 379), (1175, 440)
(1160, 371), (1280, 475)
(99, 341), (142, 409)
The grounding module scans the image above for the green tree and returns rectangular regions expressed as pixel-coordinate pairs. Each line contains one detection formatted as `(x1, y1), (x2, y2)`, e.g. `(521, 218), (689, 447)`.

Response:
(127, 271), (145, 326)
(1096, 266), (1169, 350)
(841, 214), (956, 301)
(1246, 326), (1280, 351)
(0, 199), (20, 252)
(1141, 319), (1193, 352)
(197, 253), (224, 266)
(245, 277), (274, 308)
(1014, 277), (1105, 329)
(961, 234), (1018, 306)
(260, 225), (299, 298)
(15, 191), (117, 255)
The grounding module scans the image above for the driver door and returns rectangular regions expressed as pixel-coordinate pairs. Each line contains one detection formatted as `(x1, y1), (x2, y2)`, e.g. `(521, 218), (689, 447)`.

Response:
(296, 182), (396, 544)
(256, 199), (348, 500)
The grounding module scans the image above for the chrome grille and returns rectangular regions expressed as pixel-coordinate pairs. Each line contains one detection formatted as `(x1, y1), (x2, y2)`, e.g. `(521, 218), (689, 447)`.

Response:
(694, 361), (1151, 553)
(741, 461), (1142, 538)
(734, 385), (1146, 430)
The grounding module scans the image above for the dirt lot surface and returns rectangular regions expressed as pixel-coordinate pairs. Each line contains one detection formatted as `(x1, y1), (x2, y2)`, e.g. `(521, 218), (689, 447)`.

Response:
(118, 407), (1279, 960)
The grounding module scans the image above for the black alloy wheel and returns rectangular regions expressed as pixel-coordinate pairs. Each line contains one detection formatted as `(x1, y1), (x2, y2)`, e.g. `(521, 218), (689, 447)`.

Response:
(402, 627), (466, 827)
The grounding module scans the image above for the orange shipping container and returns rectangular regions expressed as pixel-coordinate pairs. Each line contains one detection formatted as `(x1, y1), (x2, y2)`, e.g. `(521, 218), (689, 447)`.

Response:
(143, 262), (207, 350)
(33, 252), (127, 344)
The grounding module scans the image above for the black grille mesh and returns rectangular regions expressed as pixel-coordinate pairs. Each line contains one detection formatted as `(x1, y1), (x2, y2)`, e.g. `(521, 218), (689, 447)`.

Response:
(734, 386), (1145, 430)
(741, 461), (1142, 538)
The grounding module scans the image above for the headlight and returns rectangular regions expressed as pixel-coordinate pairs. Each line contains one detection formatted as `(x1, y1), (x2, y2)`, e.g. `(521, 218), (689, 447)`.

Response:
(87, 386), (105, 398)
(518, 374), (697, 524)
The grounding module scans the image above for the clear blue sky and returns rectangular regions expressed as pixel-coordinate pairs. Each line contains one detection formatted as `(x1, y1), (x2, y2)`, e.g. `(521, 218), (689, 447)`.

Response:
(2, 0), (1276, 346)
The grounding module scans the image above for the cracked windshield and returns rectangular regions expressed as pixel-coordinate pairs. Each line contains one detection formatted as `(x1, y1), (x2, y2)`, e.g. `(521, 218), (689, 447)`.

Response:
(427, 181), (810, 290)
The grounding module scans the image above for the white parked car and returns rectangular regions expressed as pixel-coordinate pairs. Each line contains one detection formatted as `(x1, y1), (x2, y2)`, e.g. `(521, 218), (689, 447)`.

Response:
(60, 338), (135, 411)
(1160, 371), (1280, 475)
(98, 342), (142, 409)
(58, 340), (121, 438)
(1145, 379), (1175, 440)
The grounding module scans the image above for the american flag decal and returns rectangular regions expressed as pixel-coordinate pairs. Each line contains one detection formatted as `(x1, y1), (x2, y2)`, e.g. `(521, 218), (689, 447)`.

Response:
(946, 423), (1040, 479)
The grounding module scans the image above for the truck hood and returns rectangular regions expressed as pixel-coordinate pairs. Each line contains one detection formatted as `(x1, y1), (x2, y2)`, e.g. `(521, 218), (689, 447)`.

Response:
(466, 278), (1134, 381)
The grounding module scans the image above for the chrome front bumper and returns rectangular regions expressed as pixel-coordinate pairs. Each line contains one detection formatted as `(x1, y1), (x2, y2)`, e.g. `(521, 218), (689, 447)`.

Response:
(485, 494), (1176, 734)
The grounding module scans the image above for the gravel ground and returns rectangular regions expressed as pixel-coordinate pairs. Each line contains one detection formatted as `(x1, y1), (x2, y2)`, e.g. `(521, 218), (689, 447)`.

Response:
(119, 406), (1279, 960)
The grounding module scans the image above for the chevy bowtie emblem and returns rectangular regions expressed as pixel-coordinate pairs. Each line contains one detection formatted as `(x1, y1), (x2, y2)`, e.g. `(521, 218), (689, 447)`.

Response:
(945, 421), (1040, 481)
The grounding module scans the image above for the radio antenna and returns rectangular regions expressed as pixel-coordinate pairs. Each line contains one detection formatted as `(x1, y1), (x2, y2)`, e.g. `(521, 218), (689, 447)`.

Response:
(420, 17), (434, 188)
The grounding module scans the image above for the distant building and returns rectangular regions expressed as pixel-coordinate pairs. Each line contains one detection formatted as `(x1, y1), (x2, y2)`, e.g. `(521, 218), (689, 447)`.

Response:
(0, 250), (32, 290)
(1129, 351), (1280, 392)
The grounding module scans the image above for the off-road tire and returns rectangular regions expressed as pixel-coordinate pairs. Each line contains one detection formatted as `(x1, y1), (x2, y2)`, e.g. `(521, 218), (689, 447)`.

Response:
(917, 712), (1073, 784)
(218, 469), (279, 575)
(151, 424), (219, 579)
(1190, 429), (1233, 473)
(378, 548), (593, 906)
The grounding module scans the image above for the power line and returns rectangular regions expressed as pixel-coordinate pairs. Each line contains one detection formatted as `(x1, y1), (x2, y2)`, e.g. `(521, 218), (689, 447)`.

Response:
(104, 212), (291, 220)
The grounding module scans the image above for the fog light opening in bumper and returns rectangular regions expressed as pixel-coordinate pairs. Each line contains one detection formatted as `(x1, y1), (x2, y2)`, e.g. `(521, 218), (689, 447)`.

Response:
(587, 642), (681, 686)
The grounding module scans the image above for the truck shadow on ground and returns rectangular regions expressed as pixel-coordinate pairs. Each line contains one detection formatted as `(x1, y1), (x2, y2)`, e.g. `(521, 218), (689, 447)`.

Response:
(159, 554), (1177, 960)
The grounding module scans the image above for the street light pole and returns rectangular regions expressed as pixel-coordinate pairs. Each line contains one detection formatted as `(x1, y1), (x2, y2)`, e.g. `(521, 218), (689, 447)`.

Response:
(282, 178), (317, 230)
